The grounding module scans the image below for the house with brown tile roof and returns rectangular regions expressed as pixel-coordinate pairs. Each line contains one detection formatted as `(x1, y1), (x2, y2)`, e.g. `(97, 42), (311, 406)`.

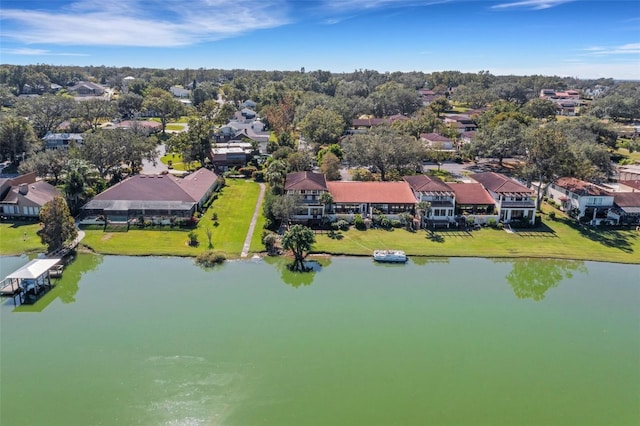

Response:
(607, 192), (640, 225)
(326, 181), (416, 217)
(284, 172), (329, 223)
(403, 175), (456, 227)
(547, 177), (614, 223)
(80, 168), (219, 224)
(447, 183), (498, 225)
(470, 172), (536, 225)
(0, 173), (61, 219)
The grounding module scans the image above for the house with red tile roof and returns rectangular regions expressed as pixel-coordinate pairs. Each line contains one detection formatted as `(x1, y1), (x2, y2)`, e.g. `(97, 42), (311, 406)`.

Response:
(547, 177), (614, 223)
(0, 173), (61, 219)
(80, 168), (219, 224)
(326, 181), (416, 218)
(403, 175), (456, 227)
(447, 183), (498, 225)
(284, 172), (329, 223)
(470, 172), (536, 225)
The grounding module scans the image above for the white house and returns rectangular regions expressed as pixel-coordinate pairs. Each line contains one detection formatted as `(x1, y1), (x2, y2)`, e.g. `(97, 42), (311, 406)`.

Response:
(547, 177), (614, 223)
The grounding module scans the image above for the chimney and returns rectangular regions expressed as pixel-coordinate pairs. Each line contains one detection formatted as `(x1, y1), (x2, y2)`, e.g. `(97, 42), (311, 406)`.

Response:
(18, 183), (28, 195)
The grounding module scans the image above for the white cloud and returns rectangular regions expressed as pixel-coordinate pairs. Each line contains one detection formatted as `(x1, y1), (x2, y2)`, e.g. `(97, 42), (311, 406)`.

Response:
(0, 0), (289, 47)
(491, 0), (574, 10)
(322, 0), (452, 12)
(582, 43), (640, 56)
(1, 48), (89, 56)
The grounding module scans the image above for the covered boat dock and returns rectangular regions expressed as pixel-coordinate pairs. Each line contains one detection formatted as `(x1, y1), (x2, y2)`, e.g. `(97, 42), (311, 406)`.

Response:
(0, 258), (62, 306)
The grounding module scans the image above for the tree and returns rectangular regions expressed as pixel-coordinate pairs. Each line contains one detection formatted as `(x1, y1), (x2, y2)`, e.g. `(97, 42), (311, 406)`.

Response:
(287, 151), (314, 172)
(342, 125), (423, 181)
(317, 143), (344, 165)
(320, 152), (341, 181)
(16, 94), (75, 138)
(265, 158), (289, 195)
(169, 118), (214, 167)
(522, 98), (558, 120)
(78, 130), (127, 178)
(428, 97), (451, 117)
(319, 191), (334, 214)
(473, 117), (527, 166)
(298, 106), (346, 146)
(523, 125), (573, 211)
(281, 224), (315, 269)
(18, 149), (68, 184)
(0, 115), (39, 162)
(117, 93), (144, 119)
(75, 98), (117, 131)
(39, 196), (78, 253)
(143, 88), (183, 133)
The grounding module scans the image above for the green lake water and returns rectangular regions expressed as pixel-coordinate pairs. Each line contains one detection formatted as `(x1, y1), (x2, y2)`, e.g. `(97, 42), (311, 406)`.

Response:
(1, 254), (639, 426)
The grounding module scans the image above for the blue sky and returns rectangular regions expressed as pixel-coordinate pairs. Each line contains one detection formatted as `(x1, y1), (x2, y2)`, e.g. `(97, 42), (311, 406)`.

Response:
(1, 0), (639, 79)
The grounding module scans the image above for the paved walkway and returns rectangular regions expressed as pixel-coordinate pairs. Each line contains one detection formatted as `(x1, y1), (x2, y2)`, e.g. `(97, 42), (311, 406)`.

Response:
(241, 182), (266, 258)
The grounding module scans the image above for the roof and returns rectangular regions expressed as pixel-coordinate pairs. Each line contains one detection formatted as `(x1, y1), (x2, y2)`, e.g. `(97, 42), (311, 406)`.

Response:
(351, 118), (387, 127)
(447, 183), (495, 205)
(0, 178), (60, 207)
(6, 258), (62, 280)
(88, 169), (218, 206)
(471, 172), (533, 195)
(554, 177), (610, 196)
(614, 192), (640, 208)
(326, 181), (416, 204)
(285, 172), (328, 191)
(403, 175), (454, 194)
(620, 180), (640, 191)
(420, 133), (452, 143)
(43, 132), (84, 141)
(180, 168), (219, 201)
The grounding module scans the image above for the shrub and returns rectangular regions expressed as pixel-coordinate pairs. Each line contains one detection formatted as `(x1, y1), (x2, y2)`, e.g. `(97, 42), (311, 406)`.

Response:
(379, 217), (392, 229)
(354, 214), (366, 230)
(390, 219), (403, 228)
(336, 220), (349, 231)
(548, 211), (556, 220)
(188, 231), (199, 246)
(211, 212), (218, 221)
(487, 218), (498, 228)
(195, 251), (226, 267)
(238, 166), (257, 178)
(262, 231), (278, 255)
(252, 170), (265, 182)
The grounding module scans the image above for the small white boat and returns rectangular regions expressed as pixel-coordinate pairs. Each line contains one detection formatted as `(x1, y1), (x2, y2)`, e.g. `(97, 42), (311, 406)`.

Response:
(373, 249), (408, 263)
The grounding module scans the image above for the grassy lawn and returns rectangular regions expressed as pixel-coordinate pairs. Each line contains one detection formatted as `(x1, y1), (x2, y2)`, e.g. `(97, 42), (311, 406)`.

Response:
(0, 221), (47, 255)
(615, 147), (640, 164)
(2, 195), (639, 264)
(160, 153), (201, 171)
(165, 124), (186, 131)
(311, 208), (640, 264)
(80, 179), (261, 258)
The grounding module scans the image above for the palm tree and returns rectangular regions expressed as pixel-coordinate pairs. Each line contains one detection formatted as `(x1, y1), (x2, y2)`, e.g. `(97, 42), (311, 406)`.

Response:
(416, 201), (432, 229)
(319, 191), (333, 215)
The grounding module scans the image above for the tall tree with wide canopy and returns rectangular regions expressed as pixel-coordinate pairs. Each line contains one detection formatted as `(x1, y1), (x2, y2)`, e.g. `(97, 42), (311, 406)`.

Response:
(39, 196), (78, 253)
(0, 115), (39, 162)
(16, 94), (75, 138)
(75, 98), (117, 131)
(472, 117), (527, 167)
(143, 88), (183, 134)
(78, 129), (127, 178)
(523, 125), (572, 210)
(298, 106), (346, 146)
(342, 125), (423, 181)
